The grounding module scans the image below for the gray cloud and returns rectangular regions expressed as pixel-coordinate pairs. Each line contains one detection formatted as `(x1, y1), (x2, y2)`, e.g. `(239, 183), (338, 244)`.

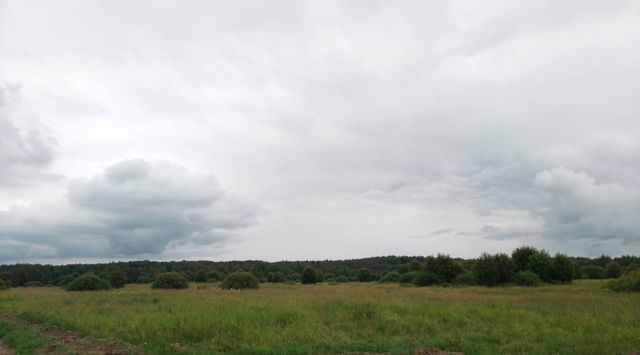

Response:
(0, 159), (259, 261)
(0, 84), (57, 185)
(0, 1), (639, 259)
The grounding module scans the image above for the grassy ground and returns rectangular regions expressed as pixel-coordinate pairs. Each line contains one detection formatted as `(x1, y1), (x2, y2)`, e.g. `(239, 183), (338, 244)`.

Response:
(0, 319), (48, 354)
(0, 280), (638, 354)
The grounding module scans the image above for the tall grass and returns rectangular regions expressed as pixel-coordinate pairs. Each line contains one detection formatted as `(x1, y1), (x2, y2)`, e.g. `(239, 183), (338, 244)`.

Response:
(0, 281), (638, 354)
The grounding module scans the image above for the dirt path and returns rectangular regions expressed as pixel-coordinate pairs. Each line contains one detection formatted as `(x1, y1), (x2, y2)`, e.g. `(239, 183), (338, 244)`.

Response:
(0, 315), (140, 355)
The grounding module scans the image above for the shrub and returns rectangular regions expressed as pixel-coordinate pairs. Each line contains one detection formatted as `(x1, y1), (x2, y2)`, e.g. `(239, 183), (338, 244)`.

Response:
(379, 271), (401, 283)
(221, 271), (259, 290)
(65, 273), (111, 291)
(136, 275), (154, 284)
(581, 265), (606, 279)
(357, 268), (372, 282)
(606, 271), (640, 292)
(605, 261), (622, 279)
(475, 253), (515, 286)
(0, 279), (9, 290)
(151, 272), (189, 289)
(514, 271), (541, 286)
(105, 270), (126, 288)
(301, 267), (317, 284)
(399, 271), (420, 284)
(267, 271), (286, 283)
(625, 262), (639, 274)
(424, 254), (464, 284)
(23, 281), (44, 287)
(335, 275), (349, 283)
(55, 274), (78, 287)
(414, 271), (439, 287)
(207, 271), (225, 282)
(194, 270), (208, 282)
(550, 254), (574, 283)
(453, 271), (476, 285)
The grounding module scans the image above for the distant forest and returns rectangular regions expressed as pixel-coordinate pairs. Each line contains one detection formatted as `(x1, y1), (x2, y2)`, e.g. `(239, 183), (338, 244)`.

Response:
(1, 251), (638, 287)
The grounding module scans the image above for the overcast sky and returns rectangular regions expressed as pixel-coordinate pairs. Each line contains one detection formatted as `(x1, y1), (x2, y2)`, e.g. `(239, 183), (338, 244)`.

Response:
(1, 0), (639, 263)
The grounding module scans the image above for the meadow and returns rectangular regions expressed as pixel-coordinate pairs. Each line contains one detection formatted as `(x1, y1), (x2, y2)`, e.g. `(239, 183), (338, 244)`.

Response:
(0, 280), (638, 354)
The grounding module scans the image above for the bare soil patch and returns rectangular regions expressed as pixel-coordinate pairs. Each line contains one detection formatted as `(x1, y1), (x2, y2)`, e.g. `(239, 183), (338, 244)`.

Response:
(0, 340), (14, 355)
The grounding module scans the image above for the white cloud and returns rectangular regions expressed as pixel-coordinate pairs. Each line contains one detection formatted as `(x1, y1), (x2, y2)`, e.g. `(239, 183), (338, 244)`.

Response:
(0, 1), (639, 260)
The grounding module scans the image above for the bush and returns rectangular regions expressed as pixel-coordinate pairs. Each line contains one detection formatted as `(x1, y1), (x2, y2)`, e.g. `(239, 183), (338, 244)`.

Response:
(379, 271), (401, 283)
(66, 273), (111, 291)
(267, 271), (286, 283)
(105, 270), (126, 288)
(475, 253), (515, 286)
(151, 272), (189, 289)
(194, 270), (208, 282)
(413, 271), (439, 287)
(55, 274), (78, 287)
(221, 271), (259, 290)
(581, 265), (606, 279)
(453, 271), (476, 285)
(399, 271), (420, 284)
(301, 267), (317, 285)
(0, 279), (9, 290)
(514, 271), (541, 286)
(323, 273), (336, 282)
(605, 261), (622, 279)
(207, 271), (225, 282)
(23, 281), (44, 287)
(606, 271), (640, 292)
(357, 268), (372, 282)
(424, 254), (464, 284)
(136, 275), (154, 284)
(335, 275), (349, 283)
(550, 254), (574, 284)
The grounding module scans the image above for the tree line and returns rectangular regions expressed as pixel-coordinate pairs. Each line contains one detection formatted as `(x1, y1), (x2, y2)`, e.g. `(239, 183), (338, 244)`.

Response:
(0, 247), (637, 288)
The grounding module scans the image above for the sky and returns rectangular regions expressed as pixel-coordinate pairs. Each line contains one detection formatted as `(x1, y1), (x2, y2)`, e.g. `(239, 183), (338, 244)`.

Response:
(1, 0), (639, 263)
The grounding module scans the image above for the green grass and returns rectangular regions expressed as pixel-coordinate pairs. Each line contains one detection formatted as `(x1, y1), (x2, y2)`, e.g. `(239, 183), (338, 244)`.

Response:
(0, 281), (638, 354)
(0, 320), (49, 355)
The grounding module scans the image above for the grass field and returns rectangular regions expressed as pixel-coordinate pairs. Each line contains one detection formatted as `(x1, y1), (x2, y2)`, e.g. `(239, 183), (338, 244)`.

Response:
(0, 280), (638, 354)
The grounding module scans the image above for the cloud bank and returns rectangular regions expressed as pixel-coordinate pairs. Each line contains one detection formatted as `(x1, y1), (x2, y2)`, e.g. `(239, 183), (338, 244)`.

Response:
(0, 160), (259, 261)
(0, 1), (639, 260)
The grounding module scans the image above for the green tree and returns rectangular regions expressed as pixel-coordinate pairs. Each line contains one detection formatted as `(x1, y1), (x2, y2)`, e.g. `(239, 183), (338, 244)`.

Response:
(379, 271), (400, 283)
(512, 246), (538, 272)
(301, 267), (317, 284)
(425, 254), (464, 283)
(105, 270), (126, 288)
(528, 249), (552, 282)
(550, 254), (574, 283)
(474, 253), (515, 286)
(267, 271), (286, 283)
(581, 265), (605, 279)
(605, 261), (622, 279)
(357, 268), (372, 282)
(194, 269), (208, 282)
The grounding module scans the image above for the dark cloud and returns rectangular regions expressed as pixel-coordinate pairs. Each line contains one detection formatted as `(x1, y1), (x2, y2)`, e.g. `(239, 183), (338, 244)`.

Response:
(0, 160), (260, 261)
